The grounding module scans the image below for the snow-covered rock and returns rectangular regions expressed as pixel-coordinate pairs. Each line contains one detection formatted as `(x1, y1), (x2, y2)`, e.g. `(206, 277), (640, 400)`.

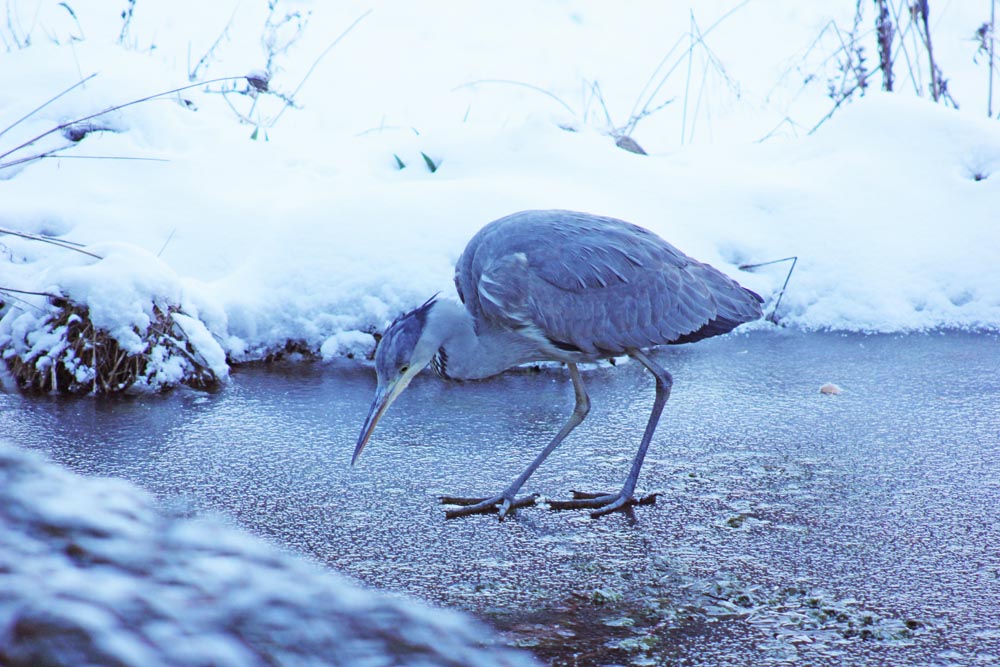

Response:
(0, 444), (536, 667)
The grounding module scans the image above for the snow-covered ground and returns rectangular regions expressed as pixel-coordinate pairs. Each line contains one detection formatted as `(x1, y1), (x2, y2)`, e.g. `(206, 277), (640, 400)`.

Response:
(2, 1), (999, 388)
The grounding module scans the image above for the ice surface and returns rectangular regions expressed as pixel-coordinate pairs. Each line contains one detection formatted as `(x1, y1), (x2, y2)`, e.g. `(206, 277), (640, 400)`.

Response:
(3, 331), (998, 665)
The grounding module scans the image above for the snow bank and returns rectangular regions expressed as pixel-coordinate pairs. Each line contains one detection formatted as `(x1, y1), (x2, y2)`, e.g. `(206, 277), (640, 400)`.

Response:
(2, 2), (998, 391)
(671, 94), (1000, 332)
(0, 242), (227, 393)
(0, 443), (536, 667)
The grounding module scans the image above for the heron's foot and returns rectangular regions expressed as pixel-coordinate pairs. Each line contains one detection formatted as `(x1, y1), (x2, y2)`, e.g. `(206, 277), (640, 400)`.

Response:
(547, 490), (659, 518)
(439, 493), (539, 521)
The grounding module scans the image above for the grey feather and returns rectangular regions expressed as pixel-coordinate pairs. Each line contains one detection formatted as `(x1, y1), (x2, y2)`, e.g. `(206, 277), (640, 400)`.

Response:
(455, 210), (762, 357)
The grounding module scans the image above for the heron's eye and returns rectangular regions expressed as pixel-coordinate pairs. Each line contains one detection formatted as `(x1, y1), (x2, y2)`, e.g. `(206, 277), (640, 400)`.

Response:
(398, 365), (409, 375)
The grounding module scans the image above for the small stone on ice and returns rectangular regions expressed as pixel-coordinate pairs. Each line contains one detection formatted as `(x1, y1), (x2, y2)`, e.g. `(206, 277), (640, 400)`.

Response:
(819, 383), (842, 395)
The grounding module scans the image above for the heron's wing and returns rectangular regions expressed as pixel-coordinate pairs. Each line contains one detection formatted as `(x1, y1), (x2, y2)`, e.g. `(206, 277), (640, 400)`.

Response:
(458, 211), (762, 355)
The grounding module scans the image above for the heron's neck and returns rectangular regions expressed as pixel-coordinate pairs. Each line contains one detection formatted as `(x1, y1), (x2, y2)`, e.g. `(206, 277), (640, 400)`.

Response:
(425, 300), (539, 380)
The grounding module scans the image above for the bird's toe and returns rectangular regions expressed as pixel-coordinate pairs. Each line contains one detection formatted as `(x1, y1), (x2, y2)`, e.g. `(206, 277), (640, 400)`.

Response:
(440, 493), (538, 519)
(548, 490), (658, 517)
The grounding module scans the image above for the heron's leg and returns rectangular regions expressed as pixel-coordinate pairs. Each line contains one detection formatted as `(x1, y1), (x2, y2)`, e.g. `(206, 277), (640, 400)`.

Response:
(442, 362), (591, 520)
(549, 348), (671, 518)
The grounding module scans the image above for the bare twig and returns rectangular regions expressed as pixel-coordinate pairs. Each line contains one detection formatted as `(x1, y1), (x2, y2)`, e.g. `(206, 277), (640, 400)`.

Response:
(26, 154), (168, 163)
(875, 0), (895, 91)
(0, 286), (61, 299)
(901, 0), (955, 107)
(586, 80), (614, 129)
(0, 72), (97, 144)
(1, 150), (170, 170)
(915, 0), (939, 100)
(156, 229), (177, 258)
(679, 11), (738, 144)
(56, 2), (84, 42)
(0, 75), (248, 165)
(0, 226), (102, 259)
(3, 1), (29, 49)
(739, 256), (798, 324)
(626, 34), (688, 127)
(0, 143), (77, 170)
(188, 2), (240, 81)
(756, 117), (806, 143)
(808, 78), (866, 134)
(681, 11), (697, 145)
(886, 1), (923, 95)
(118, 0), (136, 46)
(216, 89), (258, 125)
(626, 0), (749, 136)
(453, 79), (576, 116)
(990, 0), (997, 116)
(0, 290), (48, 313)
(270, 8), (373, 127)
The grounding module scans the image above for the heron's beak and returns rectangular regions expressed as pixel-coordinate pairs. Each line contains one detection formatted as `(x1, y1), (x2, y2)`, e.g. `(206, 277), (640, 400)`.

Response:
(353, 373), (415, 465)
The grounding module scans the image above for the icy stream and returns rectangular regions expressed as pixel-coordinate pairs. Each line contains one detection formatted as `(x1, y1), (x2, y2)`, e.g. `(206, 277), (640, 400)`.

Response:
(2, 331), (999, 666)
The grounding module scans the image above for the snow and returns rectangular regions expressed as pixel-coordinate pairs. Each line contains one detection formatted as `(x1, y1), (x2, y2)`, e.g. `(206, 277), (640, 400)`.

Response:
(2, 1), (999, 388)
(0, 442), (537, 667)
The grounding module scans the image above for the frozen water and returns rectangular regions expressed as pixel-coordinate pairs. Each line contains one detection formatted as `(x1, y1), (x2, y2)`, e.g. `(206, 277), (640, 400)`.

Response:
(2, 330), (999, 665)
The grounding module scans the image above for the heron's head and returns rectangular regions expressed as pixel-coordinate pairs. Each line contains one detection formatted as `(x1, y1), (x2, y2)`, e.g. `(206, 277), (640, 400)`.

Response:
(354, 297), (440, 465)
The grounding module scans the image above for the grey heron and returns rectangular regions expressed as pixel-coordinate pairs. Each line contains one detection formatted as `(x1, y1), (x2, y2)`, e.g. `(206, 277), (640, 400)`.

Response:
(355, 210), (763, 520)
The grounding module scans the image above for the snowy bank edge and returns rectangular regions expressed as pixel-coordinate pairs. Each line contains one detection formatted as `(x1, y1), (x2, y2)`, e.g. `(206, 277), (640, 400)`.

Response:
(0, 442), (538, 667)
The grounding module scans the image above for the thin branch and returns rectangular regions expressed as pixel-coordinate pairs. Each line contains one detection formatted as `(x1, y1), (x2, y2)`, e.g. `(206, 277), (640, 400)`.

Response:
(916, 0), (939, 100)
(889, 1), (922, 94)
(808, 79), (866, 134)
(626, 98), (675, 128)
(626, 35), (687, 125)
(217, 89), (257, 125)
(679, 11), (738, 144)
(739, 256), (798, 324)
(589, 81), (614, 129)
(0, 148), (170, 171)
(0, 291), (49, 313)
(0, 75), (248, 163)
(626, 0), (749, 136)
(31, 154), (170, 162)
(990, 0), (996, 117)
(56, 2), (84, 41)
(0, 143), (77, 170)
(756, 116), (807, 143)
(680, 11), (696, 145)
(0, 286), (61, 298)
(156, 228), (176, 258)
(271, 8), (373, 127)
(188, 1), (240, 81)
(875, 0), (895, 91)
(0, 226), (102, 259)
(687, 49), (713, 144)
(354, 123), (420, 138)
(453, 79), (576, 116)
(0, 72), (97, 143)
(765, 18), (839, 106)
(906, 2), (927, 94)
